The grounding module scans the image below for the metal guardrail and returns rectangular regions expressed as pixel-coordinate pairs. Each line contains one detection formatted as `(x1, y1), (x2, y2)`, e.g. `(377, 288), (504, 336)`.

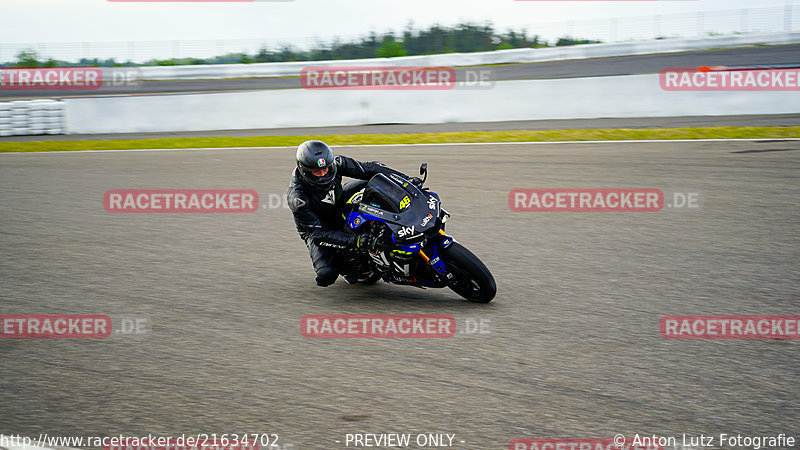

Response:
(133, 32), (800, 81)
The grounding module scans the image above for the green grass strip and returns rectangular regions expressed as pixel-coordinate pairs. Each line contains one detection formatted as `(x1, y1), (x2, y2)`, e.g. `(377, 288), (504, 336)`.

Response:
(1, 126), (798, 153)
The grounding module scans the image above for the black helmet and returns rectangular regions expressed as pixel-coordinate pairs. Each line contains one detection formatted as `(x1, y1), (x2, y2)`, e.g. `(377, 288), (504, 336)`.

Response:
(296, 140), (337, 190)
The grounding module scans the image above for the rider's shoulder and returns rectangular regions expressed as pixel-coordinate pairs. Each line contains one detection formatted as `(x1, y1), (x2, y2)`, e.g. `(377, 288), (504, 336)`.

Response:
(287, 188), (310, 212)
(287, 174), (310, 212)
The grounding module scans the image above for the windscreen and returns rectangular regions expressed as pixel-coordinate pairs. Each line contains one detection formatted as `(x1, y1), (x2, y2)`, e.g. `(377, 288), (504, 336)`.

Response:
(363, 174), (411, 213)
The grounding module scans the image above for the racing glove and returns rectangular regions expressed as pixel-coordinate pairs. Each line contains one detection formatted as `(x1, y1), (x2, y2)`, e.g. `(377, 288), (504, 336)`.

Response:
(356, 235), (380, 252)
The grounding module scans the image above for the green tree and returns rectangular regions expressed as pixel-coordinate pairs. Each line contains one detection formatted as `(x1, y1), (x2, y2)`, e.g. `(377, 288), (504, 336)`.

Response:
(376, 35), (406, 58)
(15, 49), (41, 67)
(254, 48), (278, 63)
(555, 37), (601, 46)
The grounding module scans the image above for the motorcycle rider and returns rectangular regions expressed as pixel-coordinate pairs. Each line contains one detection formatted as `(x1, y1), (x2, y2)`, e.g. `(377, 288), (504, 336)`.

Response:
(287, 140), (410, 287)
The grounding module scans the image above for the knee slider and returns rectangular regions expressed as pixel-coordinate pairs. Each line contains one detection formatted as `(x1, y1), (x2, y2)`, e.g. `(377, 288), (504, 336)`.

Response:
(316, 266), (339, 286)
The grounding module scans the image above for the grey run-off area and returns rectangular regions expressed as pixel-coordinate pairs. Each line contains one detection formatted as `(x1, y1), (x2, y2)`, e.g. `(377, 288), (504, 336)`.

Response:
(1, 141), (798, 449)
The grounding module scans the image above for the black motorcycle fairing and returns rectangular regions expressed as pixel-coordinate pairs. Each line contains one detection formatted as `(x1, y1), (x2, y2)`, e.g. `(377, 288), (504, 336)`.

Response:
(334, 164), (496, 301)
(358, 174), (441, 243)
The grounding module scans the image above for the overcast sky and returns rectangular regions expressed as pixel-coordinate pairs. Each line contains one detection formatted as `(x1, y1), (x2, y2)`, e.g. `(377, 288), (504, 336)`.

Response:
(1, 0), (792, 43)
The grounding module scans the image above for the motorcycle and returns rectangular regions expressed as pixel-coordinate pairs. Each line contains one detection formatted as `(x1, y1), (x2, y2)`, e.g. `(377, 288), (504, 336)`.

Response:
(341, 163), (496, 303)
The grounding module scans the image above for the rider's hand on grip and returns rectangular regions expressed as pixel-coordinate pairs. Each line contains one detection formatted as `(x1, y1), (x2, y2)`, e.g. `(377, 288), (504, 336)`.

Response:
(356, 235), (380, 252)
(409, 177), (424, 188)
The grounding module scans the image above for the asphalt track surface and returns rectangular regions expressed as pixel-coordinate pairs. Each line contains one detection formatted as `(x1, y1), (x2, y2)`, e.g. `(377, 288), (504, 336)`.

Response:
(1, 140), (799, 449)
(2, 44), (798, 99)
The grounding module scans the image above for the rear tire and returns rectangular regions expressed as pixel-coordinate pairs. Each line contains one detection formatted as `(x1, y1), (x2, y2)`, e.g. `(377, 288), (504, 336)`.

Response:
(441, 243), (496, 303)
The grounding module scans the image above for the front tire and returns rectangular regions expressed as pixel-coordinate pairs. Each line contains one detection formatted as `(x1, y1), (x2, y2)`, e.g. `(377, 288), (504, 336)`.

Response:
(441, 243), (496, 303)
(360, 271), (382, 285)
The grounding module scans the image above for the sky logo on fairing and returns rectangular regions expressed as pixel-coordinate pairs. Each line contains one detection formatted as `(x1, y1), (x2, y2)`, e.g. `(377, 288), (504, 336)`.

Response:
(428, 196), (437, 210)
(398, 226), (415, 237)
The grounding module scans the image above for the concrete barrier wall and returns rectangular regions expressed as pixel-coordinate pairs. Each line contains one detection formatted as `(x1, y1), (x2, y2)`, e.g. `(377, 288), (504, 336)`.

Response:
(63, 74), (799, 134)
(137, 33), (800, 80)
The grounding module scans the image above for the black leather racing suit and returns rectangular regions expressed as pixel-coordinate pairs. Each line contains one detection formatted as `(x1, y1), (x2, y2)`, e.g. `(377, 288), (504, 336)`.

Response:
(287, 155), (408, 286)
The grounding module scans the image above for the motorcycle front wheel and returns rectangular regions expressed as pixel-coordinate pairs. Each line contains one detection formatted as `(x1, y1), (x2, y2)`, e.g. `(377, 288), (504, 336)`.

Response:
(441, 243), (496, 303)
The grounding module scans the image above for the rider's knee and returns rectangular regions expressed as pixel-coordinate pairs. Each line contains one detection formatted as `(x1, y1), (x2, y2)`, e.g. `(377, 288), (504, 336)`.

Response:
(316, 266), (339, 287)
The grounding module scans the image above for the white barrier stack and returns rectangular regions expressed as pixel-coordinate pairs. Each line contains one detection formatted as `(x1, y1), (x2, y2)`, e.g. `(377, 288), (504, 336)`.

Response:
(0, 102), (10, 136)
(28, 99), (65, 135)
(10, 101), (29, 136)
(0, 100), (65, 136)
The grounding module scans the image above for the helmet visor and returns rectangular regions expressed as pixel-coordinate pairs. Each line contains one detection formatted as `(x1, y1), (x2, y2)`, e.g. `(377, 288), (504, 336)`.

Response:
(298, 162), (336, 188)
(302, 165), (331, 179)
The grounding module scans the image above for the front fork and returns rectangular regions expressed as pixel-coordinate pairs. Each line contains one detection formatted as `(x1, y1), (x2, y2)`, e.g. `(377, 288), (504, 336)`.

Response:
(418, 230), (456, 286)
